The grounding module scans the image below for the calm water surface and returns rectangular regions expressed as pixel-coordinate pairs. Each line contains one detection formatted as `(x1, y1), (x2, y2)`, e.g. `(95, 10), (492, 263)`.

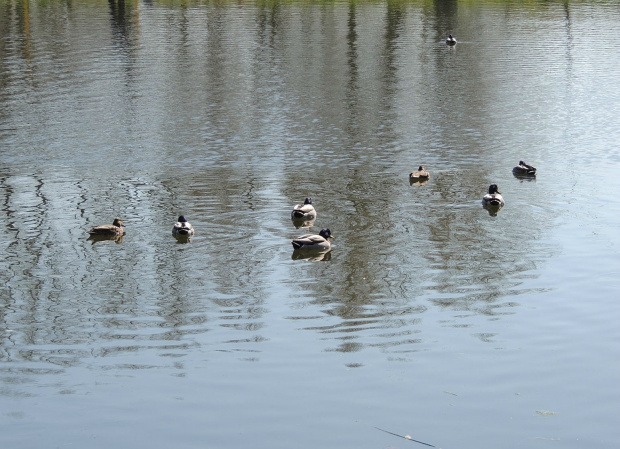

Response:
(1, 1), (619, 448)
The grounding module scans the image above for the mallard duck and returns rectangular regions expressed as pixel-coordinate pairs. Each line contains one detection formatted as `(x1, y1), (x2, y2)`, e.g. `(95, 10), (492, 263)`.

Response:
(446, 34), (457, 45)
(409, 165), (430, 181)
(291, 197), (317, 220)
(88, 217), (125, 236)
(482, 184), (505, 207)
(291, 228), (334, 251)
(172, 216), (194, 236)
(513, 160), (537, 176)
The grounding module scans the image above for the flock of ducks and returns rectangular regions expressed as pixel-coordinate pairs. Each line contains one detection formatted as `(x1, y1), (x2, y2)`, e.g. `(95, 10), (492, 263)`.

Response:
(408, 161), (536, 216)
(290, 197), (334, 253)
(88, 215), (195, 243)
(87, 160), (536, 252)
(88, 33), (461, 247)
(290, 159), (537, 251)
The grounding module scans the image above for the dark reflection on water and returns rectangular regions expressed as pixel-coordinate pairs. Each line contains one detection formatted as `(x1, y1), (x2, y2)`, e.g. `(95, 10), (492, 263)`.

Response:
(0, 0), (618, 420)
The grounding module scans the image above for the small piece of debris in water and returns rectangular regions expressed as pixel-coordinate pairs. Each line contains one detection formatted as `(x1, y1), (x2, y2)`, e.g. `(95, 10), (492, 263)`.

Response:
(536, 410), (558, 416)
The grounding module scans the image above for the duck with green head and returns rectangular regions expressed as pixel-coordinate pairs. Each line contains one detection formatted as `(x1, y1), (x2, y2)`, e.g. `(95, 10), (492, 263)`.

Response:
(291, 228), (334, 251)
(482, 184), (505, 208)
(172, 216), (194, 237)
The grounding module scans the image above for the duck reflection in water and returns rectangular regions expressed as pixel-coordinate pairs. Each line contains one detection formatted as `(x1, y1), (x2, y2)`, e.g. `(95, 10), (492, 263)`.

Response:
(87, 233), (124, 244)
(410, 178), (430, 186)
(409, 177), (430, 187)
(483, 205), (503, 217)
(291, 215), (316, 229)
(173, 233), (192, 243)
(291, 248), (332, 261)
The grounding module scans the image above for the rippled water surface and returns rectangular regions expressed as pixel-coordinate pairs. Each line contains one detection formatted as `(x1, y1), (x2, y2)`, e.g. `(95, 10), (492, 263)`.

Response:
(1, 1), (619, 448)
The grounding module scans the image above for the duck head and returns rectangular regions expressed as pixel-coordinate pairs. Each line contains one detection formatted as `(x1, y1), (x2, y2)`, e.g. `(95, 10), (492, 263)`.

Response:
(304, 197), (312, 205)
(113, 217), (125, 228)
(319, 228), (334, 240)
(178, 215), (189, 223)
(488, 184), (501, 194)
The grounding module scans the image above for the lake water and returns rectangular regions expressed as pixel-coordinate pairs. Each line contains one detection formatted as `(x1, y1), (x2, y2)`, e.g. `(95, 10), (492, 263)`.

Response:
(1, 0), (619, 448)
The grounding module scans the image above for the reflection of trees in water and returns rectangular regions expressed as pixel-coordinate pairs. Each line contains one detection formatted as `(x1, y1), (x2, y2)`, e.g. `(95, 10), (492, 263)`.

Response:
(0, 170), (274, 383)
(159, 171), (272, 347)
(278, 4), (414, 354)
(108, 0), (138, 49)
(421, 175), (555, 318)
(0, 0), (575, 378)
(285, 165), (555, 354)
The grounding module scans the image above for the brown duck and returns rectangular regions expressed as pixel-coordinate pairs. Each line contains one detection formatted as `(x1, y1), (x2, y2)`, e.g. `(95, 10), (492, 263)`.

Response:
(409, 165), (430, 181)
(88, 217), (125, 236)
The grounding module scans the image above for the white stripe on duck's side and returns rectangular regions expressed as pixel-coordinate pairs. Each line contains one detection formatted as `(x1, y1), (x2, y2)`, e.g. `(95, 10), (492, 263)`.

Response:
(172, 215), (194, 236)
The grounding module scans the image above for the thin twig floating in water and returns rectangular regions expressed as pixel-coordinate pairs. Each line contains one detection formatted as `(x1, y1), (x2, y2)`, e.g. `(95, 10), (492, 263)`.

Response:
(373, 426), (436, 447)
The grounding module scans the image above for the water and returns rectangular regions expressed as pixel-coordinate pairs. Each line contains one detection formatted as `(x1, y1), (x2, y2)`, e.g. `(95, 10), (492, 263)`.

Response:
(1, 1), (619, 448)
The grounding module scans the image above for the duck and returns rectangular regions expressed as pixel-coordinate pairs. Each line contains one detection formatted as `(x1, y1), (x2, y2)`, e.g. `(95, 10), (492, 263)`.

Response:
(513, 160), (537, 176)
(291, 197), (317, 220)
(482, 184), (505, 207)
(446, 34), (457, 45)
(291, 228), (334, 251)
(409, 165), (430, 181)
(172, 216), (194, 236)
(88, 217), (125, 236)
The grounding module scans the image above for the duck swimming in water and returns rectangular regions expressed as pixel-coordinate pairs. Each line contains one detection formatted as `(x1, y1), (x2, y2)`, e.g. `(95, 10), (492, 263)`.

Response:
(291, 228), (334, 251)
(88, 217), (125, 236)
(513, 160), (537, 176)
(482, 184), (505, 208)
(409, 165), (430, 182)
(446, 34), (457, 45)
(291, 197), (317, 220)
(172, 216), (194, 236)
